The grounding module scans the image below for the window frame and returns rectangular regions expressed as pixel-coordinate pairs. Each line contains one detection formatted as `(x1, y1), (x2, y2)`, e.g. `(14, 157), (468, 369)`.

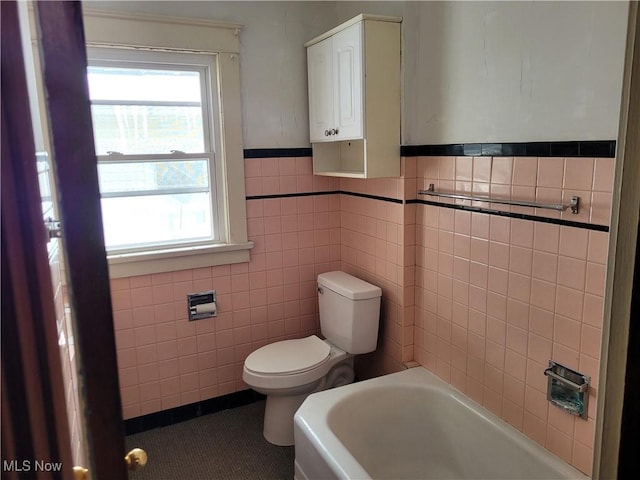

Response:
(82, 9), (251, 278)
(88, 48), (225, 252)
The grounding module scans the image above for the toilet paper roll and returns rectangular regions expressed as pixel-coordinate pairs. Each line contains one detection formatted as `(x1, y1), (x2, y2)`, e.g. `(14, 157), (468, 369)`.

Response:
(194, 302), (217, 315)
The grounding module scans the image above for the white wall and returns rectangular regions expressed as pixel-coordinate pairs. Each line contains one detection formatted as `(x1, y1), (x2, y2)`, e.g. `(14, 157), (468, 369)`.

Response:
(85, 1), (629, 147)
(403, 1), (629, 144)
(336, 1), (628, 144)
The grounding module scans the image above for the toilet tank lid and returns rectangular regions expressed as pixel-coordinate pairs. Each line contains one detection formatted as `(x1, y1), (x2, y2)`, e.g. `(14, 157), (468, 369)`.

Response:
(318, 271), (382, 300)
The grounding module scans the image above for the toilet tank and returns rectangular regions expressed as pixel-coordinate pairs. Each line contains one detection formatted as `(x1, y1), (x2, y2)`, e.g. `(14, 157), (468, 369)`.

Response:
(317, 271), (382, 354)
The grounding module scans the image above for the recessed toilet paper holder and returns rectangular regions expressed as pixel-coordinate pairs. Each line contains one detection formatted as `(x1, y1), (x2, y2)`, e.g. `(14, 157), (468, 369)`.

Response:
(187, 290), (217, 321)
(544, 360), (590, 419)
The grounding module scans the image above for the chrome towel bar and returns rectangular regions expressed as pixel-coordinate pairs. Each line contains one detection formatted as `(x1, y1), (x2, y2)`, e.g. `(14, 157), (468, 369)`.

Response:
(417, 184), (580, 214)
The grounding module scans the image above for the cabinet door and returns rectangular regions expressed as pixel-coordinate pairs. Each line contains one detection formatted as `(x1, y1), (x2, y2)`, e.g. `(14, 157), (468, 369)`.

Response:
(307, 38), (334, 142)
(332, 22), (363, 140)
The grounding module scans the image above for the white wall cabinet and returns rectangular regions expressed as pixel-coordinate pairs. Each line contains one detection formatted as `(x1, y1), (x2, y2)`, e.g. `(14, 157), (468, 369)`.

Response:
(308, 22), (363, 143)
(305, 14), (401, 178)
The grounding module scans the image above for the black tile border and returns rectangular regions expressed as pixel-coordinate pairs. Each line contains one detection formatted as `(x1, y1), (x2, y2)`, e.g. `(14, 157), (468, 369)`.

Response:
(244, 147), (312, 158)
(341, 190), (404, 204)
(246, 190), (338, 201)
(399, 140), (616, 158)
(246, 190), (403, 204)
(409, 199), (609, 232)
(578, 141), (617, 157)
(243, 141), (615, 160)
(124, 389), (265, 435)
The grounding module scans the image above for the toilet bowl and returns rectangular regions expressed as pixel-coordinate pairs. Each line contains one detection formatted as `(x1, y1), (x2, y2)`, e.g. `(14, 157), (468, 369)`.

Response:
(242, 271), (382, 446)
(243, 335), (354, 445)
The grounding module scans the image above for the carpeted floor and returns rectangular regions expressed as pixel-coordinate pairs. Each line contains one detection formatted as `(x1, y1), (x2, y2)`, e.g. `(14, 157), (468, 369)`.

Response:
(125, 401), (295, 480)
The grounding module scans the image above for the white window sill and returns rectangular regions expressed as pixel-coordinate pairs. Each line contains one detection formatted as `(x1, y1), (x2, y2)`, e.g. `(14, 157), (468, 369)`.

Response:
(106, 241), (253, 278)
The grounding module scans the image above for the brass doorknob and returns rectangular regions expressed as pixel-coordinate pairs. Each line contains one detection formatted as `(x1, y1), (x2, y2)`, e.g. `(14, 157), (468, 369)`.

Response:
(73, 466), (88, 480)
(125, 448), (148, 471)
(73, 448), (147, 478)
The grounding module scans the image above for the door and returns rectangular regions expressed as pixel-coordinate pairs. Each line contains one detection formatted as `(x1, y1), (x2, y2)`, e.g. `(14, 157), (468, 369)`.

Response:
(2, 2), (131, 478)
(307, 37), (334, 142)
(332, 22), (363, 141)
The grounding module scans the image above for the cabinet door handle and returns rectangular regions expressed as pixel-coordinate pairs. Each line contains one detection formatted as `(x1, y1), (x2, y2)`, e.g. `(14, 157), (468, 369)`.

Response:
(334, 128), (339, 135)
(330, 128), (337, 136)
(324, 130), (330, 136)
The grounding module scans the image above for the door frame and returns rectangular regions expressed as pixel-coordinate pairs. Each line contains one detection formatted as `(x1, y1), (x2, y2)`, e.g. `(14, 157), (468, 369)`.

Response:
(2, 1), (127, 479)
(594, 1), (640, 478)
(1, 2), (74, 477)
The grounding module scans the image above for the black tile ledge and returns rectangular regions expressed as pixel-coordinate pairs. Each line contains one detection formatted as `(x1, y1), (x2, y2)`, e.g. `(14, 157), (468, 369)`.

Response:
(246, 190), (338, 201)
(524, 142), (551, 157)
(246, 190), (403, 205)
(579, 141), (616, 157)
(341, 190), (404, 204)
(243, 148), (312, 158)
(244, 142), (615, 159)
(399, 141), (615, 158)
(124, 389), (265, 435)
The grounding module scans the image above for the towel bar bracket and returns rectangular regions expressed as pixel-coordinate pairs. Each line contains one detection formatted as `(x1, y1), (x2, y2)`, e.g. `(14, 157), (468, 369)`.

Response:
(570, 196), (580, 214)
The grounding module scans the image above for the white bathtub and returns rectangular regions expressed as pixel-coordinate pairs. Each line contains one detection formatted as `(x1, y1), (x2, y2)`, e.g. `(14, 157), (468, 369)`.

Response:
(294, 367), (587, 480)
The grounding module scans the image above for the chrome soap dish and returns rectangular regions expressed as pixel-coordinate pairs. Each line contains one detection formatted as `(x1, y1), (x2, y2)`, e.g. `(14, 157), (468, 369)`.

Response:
(544, 360), (590, 419)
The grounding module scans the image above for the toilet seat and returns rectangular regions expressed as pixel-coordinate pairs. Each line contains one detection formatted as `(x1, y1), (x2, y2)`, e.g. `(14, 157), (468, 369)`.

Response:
(244, 335), (330, 376)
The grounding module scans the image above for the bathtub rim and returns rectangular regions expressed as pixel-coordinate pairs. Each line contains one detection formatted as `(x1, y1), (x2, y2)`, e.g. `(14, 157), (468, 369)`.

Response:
(293, 366), (588, 480)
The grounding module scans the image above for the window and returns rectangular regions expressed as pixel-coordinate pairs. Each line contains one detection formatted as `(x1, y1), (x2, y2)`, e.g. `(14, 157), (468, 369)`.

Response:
(88, 50), (221, 252)
(82, 10), (250, 278)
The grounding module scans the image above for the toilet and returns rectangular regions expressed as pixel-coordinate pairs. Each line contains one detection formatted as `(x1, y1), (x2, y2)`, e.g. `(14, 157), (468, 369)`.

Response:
(242, 271), (382, 446)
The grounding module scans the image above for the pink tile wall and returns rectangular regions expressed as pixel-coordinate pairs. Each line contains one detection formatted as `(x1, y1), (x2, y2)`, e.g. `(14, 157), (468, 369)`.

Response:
(413, 155), (613, 476)
(338, 160), (416, 378)
(112, 156), (341, 419)
(110, 151), (613, 476)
